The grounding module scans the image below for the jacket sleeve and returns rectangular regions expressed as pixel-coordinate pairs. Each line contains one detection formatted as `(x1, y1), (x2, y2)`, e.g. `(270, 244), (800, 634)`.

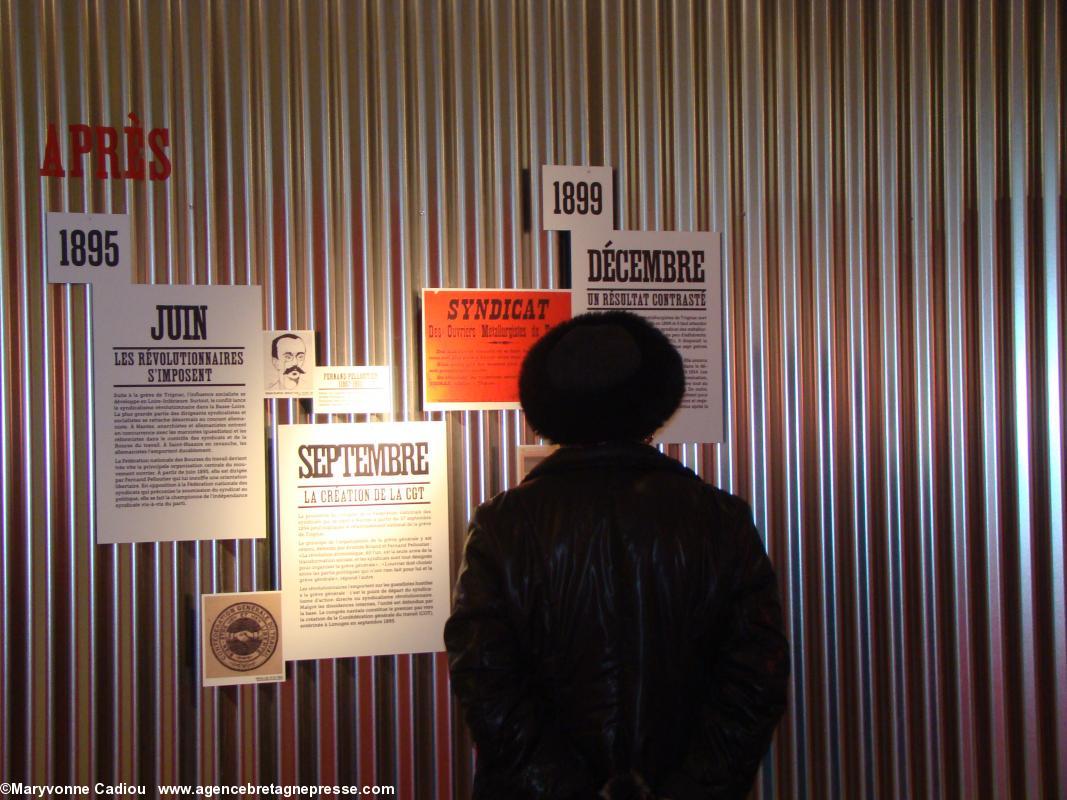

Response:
(444, 510), (597, 799)
(662, 505), (790, 800)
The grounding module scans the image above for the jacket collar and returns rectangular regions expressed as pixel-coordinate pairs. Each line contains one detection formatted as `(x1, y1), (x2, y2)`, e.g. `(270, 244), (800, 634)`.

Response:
(522, 440), (700, 484)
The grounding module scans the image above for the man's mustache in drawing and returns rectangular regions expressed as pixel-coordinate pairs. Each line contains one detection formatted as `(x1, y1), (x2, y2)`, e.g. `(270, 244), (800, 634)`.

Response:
(284, 365), (306, 376)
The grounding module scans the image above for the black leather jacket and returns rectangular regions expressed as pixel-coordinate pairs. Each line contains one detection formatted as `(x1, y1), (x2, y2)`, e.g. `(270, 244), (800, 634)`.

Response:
(445, 442), (789, 799)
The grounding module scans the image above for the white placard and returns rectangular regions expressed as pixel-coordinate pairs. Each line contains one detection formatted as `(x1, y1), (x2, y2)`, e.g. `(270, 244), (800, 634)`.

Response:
(46, 212), (132, 285)
(279, 421), (450, 660)
(541, 165), (613, 232)
(201, 591), (285, 687)
(517, 444), (558, 482)
(312, 366), (393, 415)
(264, 330), (316, 398)
(571, 229), (724, 443)
(92, 283), (267, 542)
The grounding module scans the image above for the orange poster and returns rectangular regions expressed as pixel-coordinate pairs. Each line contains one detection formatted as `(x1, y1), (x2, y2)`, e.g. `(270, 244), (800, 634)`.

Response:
(422, 288), (572, 409)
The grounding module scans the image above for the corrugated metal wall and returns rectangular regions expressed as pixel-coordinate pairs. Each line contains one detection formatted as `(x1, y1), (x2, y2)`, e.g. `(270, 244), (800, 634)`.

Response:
(1, 0), (1064, 797)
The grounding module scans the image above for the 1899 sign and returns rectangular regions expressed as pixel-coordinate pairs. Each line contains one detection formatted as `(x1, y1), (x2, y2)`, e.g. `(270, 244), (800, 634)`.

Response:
(551, 180), (603, 215)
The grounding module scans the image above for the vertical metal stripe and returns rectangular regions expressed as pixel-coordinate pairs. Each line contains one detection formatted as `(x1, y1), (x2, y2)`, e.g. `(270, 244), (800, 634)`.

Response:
(395, 655), (414, 797)
(356, 656), (375, 783)
(974, 2), (1010, 797)
(319, 661), (337, 784)
(941, 3), (973, 796)
(1044, 0), (1067, 784)
(1007, 3), (1043, 798)
(433, 651), (453, 797)
(0, 0), (11, 777)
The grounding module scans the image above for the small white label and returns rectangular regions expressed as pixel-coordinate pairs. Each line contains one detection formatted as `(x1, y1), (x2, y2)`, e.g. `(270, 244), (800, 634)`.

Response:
(541, 165), (613, 232)
(313, 365), (393, 415)
(46, 211), (131, 285)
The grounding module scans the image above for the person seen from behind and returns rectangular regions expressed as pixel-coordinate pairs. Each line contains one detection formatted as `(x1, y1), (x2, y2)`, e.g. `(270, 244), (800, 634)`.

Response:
(445, 311), (789, 799)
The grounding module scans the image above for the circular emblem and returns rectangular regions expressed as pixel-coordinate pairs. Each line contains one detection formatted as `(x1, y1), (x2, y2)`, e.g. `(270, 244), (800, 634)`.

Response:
(209, 602), (279, 671)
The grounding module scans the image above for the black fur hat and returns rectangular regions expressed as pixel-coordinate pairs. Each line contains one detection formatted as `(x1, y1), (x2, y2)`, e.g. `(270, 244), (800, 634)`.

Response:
(519, 311), (685, 444)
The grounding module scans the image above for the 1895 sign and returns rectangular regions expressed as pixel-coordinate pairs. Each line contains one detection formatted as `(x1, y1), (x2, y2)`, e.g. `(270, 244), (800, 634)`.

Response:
(57, 228), (120, 267)
(46, 212), (131, 286)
